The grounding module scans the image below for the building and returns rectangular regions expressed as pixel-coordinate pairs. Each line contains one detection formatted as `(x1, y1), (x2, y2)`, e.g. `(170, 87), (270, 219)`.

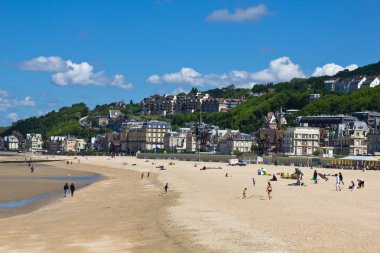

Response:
(324, 79), (336, 92)
(63, 136), (77, 152)
(125, 120), (171, 153)
(367, 134), (380, 155)
(335, 121), (369, 155)
(309, 94), (321, 101)
(163, 128), (190, 152)
(257, 128), (285, 154)
(44, 136), (65, 153)
(296, 115), (357, 137)
(219, 131), (254, 154)
(25, 133), (43, 151)
(336, 127), (367, 155)
(282, 127), (320, 156)
(325, 75), (380, 93)
(4, 135), (19, 151)
(202, 98), (243, 113)
(97, 115), (109, 127)
(141, 92), (210, 116)
(75, 139), (87, 152)
(109, 110), (122, 119)
(352, 111), (380, 134)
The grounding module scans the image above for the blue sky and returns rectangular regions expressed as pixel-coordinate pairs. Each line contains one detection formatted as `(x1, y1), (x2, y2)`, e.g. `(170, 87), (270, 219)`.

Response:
(1, 0), (379, 126)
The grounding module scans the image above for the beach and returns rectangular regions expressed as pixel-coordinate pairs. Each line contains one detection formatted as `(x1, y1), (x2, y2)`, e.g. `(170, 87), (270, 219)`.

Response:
(0, 155), (380, 252)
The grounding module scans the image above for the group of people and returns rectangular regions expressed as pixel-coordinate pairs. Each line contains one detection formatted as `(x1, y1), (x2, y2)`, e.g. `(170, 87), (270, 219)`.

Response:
(313, 170), (365, 192)
(63, 183), (76, 197)
(242, 179), (272, 200)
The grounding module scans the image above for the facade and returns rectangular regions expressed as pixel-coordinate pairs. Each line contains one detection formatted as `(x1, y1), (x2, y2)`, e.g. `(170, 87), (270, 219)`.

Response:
(25, 133), (43, 151)
(367, 134), (380, 155)
(143, 120), (171, 151)
(4, 135), (19, 151)
(45, 136), (65, 153)
(352, 111), (380, 134)
(75, 139), (87, 152)
(282, 127), (320, 156)
(219, 131), (254, 154)
(336, 128), (367, 155)
(257, 128), (285, 154)
(309, 94), (321, 101)
(325, 75), (380, 93)
(164, 128), (190, 152)
(202, 98), (243, 113)
(141, 92), (210, 116)
(63, 137), (77, 152)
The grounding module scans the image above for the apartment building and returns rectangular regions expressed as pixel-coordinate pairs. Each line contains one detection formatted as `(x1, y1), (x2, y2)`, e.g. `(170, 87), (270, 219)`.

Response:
(282, 127), (320, 156)
(202, 98), (243, 113)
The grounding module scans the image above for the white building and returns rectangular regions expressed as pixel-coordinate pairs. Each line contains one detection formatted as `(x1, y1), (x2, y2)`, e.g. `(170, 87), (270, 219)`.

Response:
(25, 133), (43, 151)
(218, 131), (254, 154)
(164, 128), (190, 152)
(4, 135), (19, 151)
(282, 127), (320, 156)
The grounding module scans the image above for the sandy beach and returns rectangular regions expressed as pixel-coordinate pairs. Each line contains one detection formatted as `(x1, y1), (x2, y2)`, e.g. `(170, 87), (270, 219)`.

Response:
(0, 154), (380, 252)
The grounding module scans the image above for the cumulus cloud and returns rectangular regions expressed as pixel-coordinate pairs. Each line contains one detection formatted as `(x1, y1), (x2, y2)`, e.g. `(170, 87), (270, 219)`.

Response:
(312, 63), (358, 77)
(111, 74), (133, 89)
(7, 113), (18, 121)
(19, 56), (133, 89)
(148, 57), (306, 88)
(51, 60), (107, 86)
(0, 94), (36, 112)
(207, 4), (269, 23)
(18, 56), (67, 72)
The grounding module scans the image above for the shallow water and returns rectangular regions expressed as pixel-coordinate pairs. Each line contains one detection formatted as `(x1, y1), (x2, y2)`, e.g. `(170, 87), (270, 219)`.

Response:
(0, 174), (101, 209)
(0, 191), (60, 208)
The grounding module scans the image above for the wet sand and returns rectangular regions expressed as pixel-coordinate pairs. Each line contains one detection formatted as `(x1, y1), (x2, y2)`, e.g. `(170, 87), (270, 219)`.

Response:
(0, 157), (207, 253)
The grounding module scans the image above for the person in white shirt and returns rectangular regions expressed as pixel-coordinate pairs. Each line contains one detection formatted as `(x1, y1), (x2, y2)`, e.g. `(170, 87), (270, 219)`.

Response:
(335, 174), (341, 191)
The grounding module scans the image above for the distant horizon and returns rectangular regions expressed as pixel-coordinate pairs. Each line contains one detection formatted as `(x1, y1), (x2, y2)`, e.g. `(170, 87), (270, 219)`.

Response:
(1, 0), (380, 126)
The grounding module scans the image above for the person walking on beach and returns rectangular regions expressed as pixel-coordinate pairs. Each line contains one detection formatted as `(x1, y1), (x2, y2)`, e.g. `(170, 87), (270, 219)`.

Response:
(252, 177), (256, 187)
(266, 182), (272, 200)
(242, 188), (247, 199)
(30, 166), (34, 173)
(164, 183), (168, 193)
(339, 172), (344, 185)
(313, 170), (318, 184)
(64, 183), (69, 197)
(141, 172), (144, 180)
(70, 183), (76, 197)
(335, 174), (341, 191)
(147, 172), (150, 178)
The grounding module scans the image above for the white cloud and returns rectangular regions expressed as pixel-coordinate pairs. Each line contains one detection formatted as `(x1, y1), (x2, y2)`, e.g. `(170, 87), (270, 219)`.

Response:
(172, 87), (188, 95)
(52, 60), (107, 86)
(19, 56), (67, 72)
(0, 95), (36, 112)
(312, 63), (358, 77)
(207, 4), (269, 23)
(19, 56), (133, 89)
(7, 113), (18, 121)
(111, 74), (133, 89)
(0, 90), (9, 97)
(148, 57), (306, 88)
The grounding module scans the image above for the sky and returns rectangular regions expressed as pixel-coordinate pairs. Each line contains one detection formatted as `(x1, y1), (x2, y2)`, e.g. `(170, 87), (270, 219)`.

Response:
(1, 0), (380, 126)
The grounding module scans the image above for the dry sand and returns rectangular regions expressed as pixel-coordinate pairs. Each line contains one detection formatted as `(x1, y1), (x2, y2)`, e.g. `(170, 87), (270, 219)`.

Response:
(0, 154), (380, 252)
